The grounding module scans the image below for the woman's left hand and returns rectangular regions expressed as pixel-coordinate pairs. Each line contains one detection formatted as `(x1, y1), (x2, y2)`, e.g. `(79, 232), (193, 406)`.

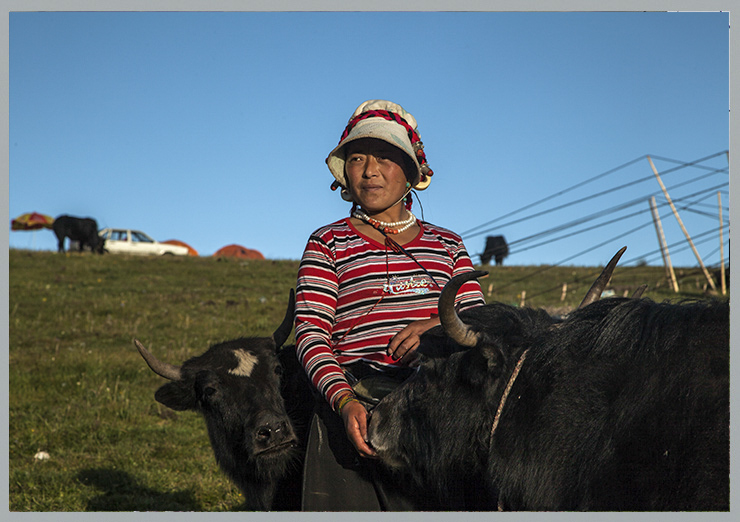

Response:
(387, 317), (440, 363)
(341, 400), (377, 458)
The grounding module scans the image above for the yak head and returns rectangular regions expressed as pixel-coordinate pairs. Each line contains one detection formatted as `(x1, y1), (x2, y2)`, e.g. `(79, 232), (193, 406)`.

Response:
(91, 234), (106, 254)
(368, 248), (628, 486)
(135, 290), (299, 487)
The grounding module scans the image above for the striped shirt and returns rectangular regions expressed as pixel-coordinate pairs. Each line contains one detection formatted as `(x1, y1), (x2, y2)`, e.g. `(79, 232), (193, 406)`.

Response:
(295, 217), (485, 409)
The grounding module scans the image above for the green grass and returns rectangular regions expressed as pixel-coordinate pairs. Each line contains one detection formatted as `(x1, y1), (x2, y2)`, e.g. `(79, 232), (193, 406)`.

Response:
(8, 249), (725, 511)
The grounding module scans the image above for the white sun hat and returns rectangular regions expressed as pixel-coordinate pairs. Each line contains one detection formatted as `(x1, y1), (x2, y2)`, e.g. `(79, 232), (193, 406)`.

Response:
(326, 100), (433, 198)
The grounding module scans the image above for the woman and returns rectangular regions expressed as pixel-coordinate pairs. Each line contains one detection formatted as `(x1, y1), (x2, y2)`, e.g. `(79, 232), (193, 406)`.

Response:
(295, 100), (485, 510)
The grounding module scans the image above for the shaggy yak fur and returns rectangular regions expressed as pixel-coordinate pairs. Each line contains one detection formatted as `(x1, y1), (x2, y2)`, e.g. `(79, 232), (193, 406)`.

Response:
(369, 290), (729, 511)
(136, 290), (312, 510)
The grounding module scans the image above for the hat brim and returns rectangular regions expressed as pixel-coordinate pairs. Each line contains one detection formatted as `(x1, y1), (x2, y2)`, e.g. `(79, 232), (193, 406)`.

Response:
(326, 119), (424, 189)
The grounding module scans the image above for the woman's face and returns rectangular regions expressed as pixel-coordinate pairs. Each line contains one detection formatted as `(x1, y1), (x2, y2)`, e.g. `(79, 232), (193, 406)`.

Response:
(344, 138), (410, 214)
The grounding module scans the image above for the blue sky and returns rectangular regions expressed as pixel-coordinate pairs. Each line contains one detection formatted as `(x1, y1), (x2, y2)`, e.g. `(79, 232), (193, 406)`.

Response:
(8, 8), (731, 268)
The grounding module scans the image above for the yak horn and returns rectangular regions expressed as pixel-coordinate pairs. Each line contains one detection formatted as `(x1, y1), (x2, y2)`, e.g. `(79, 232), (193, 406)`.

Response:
(134, 338), (182, 381)
(577, 246), (627, 310)
(631, 284), (648, 299)
(438, 270), (488, 347)
(272, 288), (295, 349)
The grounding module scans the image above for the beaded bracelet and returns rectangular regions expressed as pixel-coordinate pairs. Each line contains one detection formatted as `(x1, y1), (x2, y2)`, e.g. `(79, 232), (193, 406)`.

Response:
(335, 392), (359, 416)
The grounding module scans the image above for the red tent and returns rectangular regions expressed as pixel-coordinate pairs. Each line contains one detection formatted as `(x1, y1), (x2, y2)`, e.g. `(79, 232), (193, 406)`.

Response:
(162, 239), (199, 256)
(213, 244), (265, 260)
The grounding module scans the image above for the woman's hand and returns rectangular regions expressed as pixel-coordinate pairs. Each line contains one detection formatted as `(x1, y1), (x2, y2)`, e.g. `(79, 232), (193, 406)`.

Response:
(387, 316), (440, 363)
(341, 400), (377, 458)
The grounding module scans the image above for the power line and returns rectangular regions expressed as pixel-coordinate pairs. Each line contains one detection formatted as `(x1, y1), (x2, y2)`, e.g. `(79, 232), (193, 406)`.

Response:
(510, 183), (728, 252)
(649, 152), (730, 174)
(680, 206), (727, 221)
(466, 150), (729, 294)
(461, 151), (728, 240)
(474, 182), (727, 259)
(467, 163), (728, 242)
(520, 225), (729, 302)
(481, 210), (729, 297)
(488, 220), (654, 293)
(620, 225), (729, 266)
(459, 154), (649, 237)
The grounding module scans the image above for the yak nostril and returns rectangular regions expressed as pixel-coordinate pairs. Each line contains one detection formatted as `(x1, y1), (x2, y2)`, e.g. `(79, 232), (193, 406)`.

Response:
(256, 426), (272, 442)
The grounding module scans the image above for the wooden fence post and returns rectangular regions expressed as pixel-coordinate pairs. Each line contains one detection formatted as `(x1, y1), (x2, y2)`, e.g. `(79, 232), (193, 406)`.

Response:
(647, 156), (716, 291)
(649, 196), (679, 292)
(718, 191), (726, 295)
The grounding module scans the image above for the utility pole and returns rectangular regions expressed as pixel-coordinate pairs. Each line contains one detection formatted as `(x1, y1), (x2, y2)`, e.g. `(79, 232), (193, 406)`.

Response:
(649, 196), (679, 292)
(647, 156), (716, 291)
(718, 191), (726, 295)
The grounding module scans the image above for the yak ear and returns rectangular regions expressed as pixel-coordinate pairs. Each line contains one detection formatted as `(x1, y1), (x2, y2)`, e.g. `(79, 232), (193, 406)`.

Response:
(458, 342), (505, 390)
(479, 341), (505, 372)
(155, 381), (197, 411)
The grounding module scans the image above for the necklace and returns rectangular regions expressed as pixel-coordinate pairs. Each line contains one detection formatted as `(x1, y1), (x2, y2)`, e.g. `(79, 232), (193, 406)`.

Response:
(352, 209), (417, 235)
(353, 209), (416, 228)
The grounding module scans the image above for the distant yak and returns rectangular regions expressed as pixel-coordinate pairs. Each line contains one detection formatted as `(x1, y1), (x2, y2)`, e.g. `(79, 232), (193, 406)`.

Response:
(53, 215), (104, 253)
(480, 235), (508, 266)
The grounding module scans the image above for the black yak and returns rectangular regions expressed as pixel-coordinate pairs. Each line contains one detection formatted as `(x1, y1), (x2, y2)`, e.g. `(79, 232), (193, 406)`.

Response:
(135, 290), (312, 510)
(369, 251), (729, 511)
(480, 235), (509, 266)
(53, 214), (105, 253)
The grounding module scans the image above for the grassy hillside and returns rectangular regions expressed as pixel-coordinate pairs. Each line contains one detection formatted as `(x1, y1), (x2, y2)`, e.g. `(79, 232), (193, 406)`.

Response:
(8, 249), (725, 511)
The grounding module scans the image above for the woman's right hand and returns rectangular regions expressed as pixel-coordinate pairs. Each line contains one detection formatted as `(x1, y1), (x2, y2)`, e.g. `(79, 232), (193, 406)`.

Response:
(341, 400), (377, 458)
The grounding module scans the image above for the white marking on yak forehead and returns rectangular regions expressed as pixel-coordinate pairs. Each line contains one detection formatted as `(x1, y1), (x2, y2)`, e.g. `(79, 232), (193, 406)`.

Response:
(229, 349), (260, 377)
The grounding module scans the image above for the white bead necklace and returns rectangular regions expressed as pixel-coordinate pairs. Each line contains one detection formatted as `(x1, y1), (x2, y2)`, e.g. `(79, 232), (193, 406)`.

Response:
(353, 209), (416, 227)
(352, 209), (417, 235)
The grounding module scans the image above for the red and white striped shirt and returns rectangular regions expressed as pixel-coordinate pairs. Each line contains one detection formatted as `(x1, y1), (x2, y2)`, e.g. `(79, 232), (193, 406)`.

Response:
(295, 218), (485, 408)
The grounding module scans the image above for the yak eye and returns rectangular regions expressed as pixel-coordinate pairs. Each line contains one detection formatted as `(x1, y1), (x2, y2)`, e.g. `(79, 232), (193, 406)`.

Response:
(274, 365), (283, 376)
(203, 386), (217, 397)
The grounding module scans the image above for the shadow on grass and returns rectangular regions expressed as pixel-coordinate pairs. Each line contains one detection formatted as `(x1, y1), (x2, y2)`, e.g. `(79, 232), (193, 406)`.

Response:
(76, 468), (202, 511)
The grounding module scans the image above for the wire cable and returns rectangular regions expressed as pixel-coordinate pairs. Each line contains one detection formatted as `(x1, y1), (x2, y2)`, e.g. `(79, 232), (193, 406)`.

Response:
(462, 151), (728, 240)
(520, 225), (729, 302)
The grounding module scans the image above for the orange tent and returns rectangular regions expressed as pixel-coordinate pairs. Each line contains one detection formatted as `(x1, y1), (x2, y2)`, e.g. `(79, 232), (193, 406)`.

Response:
(162, 239), (199, 256)
(213, 244), (265, 260)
